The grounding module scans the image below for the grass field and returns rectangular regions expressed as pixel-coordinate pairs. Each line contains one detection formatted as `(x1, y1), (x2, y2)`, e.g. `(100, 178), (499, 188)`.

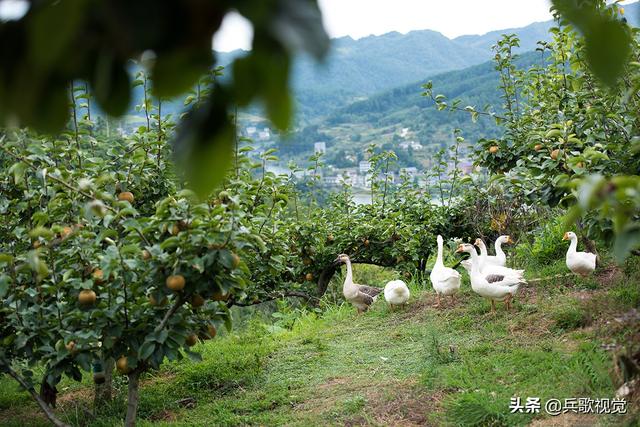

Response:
(1, 256), (639, 426)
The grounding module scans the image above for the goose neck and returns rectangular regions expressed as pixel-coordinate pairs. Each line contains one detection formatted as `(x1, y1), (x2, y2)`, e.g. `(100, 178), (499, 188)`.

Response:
(568, 236), (578, 254)
(468, 247), (481, 274)
(436, 239), (444, 266)
(478, 241), (488, 258)
(495, 239), (505, 258)
(343, 259), (354, 290)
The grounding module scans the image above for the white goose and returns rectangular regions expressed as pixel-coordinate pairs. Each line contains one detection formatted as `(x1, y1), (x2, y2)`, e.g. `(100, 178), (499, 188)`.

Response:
(335, 254), (383, 313)
(384, 280), (410, 310)
(460, 254), (524, 282)
(474, 238), (524, 281)
(563, 232), (596, 276)
(456, 243), (524, 312)
(460, 259), (472, 274)
(474, 236), (513, 268)
(429, 235), (461, 306)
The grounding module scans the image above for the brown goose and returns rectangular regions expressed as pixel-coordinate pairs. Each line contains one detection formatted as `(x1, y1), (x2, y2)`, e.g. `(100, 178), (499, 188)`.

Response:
(335, 254), (382, 313)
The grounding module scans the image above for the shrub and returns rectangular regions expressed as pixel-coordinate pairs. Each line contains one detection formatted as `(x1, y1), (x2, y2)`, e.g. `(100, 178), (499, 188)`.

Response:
(514, 216), (567, 268)
(551, 303), (590, 332)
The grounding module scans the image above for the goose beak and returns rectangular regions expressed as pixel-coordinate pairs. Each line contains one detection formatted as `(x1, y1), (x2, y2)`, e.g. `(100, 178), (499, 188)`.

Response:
(562, 232), (569, 241)
(473, 239), (481, 246)
(334, 256), (342, 263)
(455, 245), (464, 253)
(506, 236), (514, 244)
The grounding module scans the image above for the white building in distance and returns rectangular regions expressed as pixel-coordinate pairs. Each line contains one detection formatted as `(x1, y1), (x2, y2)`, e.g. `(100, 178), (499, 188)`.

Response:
(399, 140), (423, 150)
(400, 167), (419, 179)
(359, 161), (371, 174)
(258, 129), (270, 141)
(314, 141), (326, 154)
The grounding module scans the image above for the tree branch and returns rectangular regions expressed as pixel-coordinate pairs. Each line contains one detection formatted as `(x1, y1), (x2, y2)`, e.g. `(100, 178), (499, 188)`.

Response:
(1, 360), (70, 427)
(154, 296), (184, 333)
(228, 291), (318, 307)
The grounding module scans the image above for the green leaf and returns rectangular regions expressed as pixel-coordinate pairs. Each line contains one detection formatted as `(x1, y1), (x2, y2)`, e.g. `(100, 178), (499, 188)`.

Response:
(545, 129), (563, 139)
(250, 0), (329, 60)
(173, 85), (234, 198)
(583, 19), (631, 88)
(218, 250), (234, 269)
(92, 54), (131, 117)
(8, 162), (27, 185)
(184, 350), (202, 362)
(139, 341), (156, 360)
(160, 237), (180, 250)
(553, 0), (631, 87)
(28, 1), (87, 68)
(0, 275), (10, 298)
(613, 226), (640, 262)
(152, 48), (212, 99)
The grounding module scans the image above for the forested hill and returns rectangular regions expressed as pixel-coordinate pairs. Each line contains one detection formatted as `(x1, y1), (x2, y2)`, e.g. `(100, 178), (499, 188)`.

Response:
(287, 28), (534, 120)
(217, 20), (554, 122)
(144, 4), (638, 126)
(277, 51), (541, 163)
(453, 21), (553, 54)
(217, 2), (640, 123)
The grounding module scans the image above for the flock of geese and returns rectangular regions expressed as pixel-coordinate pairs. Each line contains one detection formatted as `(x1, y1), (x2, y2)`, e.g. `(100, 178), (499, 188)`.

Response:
(335, 231), (597, 314)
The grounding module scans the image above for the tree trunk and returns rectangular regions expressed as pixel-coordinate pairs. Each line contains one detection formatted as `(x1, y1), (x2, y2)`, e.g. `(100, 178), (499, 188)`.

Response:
(94, 358), (114, 408)
(580, 236), (597, 255)
(316, 263), (338, 298)
(580, 236), (601, 264)
(40, 377), (57, 408)
(124, 370), (141, 427)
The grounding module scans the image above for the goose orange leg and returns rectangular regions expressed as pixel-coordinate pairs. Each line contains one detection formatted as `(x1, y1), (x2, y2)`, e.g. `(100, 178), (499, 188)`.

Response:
(490, 300), (496, 314)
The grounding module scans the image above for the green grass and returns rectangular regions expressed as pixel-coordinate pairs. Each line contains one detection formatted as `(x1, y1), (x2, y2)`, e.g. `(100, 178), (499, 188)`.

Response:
(2, 259), (639, 426)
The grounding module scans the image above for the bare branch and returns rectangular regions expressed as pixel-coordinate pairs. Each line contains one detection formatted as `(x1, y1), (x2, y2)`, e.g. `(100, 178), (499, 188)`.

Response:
(0, 360), (70, 427)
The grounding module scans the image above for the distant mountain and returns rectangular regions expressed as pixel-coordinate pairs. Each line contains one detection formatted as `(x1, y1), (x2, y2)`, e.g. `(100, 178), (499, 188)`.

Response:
(453, 21), (553, 54)
(276, 51), (540, 167)
(215, 20), (559, 123)
(289, 30), (491, 120)
(213, 2), (640, 129)
(216, 17), (568, 122)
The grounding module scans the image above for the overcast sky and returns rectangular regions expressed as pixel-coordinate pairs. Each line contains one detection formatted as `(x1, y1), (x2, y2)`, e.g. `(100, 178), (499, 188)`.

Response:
(0, 0), (633, 52)
(214, 0), (557, 52)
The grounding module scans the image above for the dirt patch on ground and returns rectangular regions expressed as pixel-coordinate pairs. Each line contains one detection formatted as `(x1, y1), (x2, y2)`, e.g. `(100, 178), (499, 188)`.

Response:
(406, 292), (470, 315)
(509, 311), (554, 339)
(393, 296), (437, 322)
(318, 376), (350, 390)
(517, 290), (535, 306)
(595, 265), (624, 288)
(357, 379), (444, 427)
(56, 386), (94, 408)
(529, 412), (600, 426)
(297, 376), (444, 426)
(149, 409), (179, 422)
(0, 387), (95, 427)
(0, 406), (47, 426)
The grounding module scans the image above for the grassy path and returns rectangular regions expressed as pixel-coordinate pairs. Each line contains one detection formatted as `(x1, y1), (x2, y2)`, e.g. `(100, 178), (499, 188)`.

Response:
(1, 260), (638, 426)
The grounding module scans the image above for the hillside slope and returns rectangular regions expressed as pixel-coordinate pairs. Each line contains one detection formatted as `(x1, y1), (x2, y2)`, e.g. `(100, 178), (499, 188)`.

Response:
(2, 256), (638, 426)
(278, 51), (541, 165)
